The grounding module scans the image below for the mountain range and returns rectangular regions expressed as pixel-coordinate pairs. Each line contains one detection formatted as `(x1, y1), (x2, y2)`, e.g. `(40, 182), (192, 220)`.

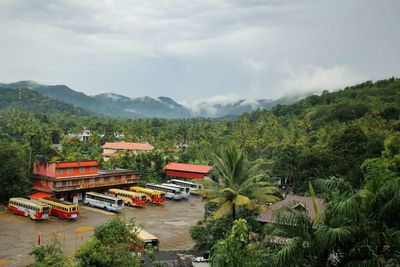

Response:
(0, 81), (299, 119)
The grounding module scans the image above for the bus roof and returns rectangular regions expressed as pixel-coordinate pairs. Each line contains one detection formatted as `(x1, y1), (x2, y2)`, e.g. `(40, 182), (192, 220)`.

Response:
(109, 188), (146, 197)
(147, 183), (180, 192)
(130, 186), (165, 195)
(9, 197), (50, 208)
(41, 197), (77, 206)
(161, 183), (187, 189)
(133, 227), (158, 241)
(170, 179), (200, 186)
(85, 192), (122, 201)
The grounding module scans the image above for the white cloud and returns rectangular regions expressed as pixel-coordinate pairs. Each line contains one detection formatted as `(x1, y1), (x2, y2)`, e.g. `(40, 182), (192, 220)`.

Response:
(0, 0), (399, 101)
(279, 63), (364, 95)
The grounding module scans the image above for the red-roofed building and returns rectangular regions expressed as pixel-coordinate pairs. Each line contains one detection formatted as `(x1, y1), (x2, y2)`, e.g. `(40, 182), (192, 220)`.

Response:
(32, 160), (141, 203)
(164, 162), (212, 179)
(101, 141), (154, 161)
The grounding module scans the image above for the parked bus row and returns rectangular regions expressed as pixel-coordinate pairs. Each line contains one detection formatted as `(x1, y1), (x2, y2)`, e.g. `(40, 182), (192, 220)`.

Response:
(7, 179), (203, 220)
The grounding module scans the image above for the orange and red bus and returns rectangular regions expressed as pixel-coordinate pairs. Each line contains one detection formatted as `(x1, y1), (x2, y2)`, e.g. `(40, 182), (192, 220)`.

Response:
(37, 198), (79, 220)
(129, 186), (166, 204)
(108, 189), (147, 207)
(8, 198), (51, 220)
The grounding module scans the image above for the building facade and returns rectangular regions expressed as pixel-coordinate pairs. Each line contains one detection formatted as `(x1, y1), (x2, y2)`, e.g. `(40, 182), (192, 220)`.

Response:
(101, 141), (154, 161)
(33, 160), (140, 203)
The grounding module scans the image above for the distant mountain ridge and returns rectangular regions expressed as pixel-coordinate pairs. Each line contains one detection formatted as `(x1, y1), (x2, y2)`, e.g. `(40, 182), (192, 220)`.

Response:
(0, 86), (91, 116)
(0, 81), (296, 119)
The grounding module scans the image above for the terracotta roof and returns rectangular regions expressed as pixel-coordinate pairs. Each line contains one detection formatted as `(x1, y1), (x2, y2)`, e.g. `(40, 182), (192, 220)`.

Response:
(102, 142), (154, 151)
(28, 192), (54, 199)
(257, 194), (325, 223)
(164, 162), (212, 174)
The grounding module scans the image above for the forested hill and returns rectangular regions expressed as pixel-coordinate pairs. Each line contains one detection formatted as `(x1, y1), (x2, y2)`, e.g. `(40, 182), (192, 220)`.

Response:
(269, 78), (400, 124)
(0, 87), (92, 116)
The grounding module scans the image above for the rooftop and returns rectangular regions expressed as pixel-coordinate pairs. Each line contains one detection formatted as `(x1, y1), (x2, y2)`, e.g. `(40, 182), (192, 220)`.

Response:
(164, 162), (212, 174)
(257, 194), (325, 223)
(102, 141), (154, 151)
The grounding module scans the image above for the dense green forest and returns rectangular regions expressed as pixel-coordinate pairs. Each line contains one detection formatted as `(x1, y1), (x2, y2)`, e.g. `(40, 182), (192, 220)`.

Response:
(1, 77), (400, 266)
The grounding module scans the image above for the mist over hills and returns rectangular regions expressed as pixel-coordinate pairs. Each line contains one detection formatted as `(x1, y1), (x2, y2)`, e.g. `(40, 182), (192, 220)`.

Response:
(0, 81), (298, 118)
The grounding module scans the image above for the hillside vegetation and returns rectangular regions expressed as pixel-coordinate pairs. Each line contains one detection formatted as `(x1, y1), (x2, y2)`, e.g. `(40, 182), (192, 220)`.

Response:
(1, 77), (400, 266)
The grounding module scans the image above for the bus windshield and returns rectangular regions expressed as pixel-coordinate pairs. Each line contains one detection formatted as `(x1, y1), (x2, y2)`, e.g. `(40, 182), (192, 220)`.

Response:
(117, 199), (123, 206)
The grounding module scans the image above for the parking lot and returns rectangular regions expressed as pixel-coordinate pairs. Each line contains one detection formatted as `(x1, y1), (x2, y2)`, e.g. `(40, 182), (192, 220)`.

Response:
(0, 196), (204, 266)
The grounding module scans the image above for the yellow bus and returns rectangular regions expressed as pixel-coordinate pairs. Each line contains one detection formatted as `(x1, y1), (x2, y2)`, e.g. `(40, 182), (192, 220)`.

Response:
(129, 186), (166, 204)
(8, 197), (51, 220)
(131, 227), (159, 252)
(108, 189), (147, 207)
(37, 198), (79, 220)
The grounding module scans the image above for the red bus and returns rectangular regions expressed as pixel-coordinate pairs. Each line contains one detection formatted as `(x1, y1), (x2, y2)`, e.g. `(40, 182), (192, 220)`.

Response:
(8, 198), (51, 220)
(38, 198), (79, 220)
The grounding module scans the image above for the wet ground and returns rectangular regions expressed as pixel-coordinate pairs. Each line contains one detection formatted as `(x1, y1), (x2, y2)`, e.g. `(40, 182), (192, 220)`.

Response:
(0, 196), (204, 266)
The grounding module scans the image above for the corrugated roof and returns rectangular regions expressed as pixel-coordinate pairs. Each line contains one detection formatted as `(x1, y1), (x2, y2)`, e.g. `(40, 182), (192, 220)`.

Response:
(101, 142), (154, 151)
(28, 192), (54, 199)
(257, 194), (325, 223)
(164, 162), (212, 174)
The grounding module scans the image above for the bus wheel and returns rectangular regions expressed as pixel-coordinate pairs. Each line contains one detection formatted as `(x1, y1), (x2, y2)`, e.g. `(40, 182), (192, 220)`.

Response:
(103, 206), (108, 211)
(128, 202), (132, 207)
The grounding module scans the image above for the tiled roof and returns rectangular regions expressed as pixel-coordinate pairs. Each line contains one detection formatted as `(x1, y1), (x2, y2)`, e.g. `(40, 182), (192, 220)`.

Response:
(257, 194), (325, 223)
(102, 142), (154, 151)
(164, 162), (212, 174)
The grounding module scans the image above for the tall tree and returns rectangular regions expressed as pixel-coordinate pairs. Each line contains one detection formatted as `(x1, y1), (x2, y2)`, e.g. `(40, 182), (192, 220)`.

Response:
(197, 145), (279, 220)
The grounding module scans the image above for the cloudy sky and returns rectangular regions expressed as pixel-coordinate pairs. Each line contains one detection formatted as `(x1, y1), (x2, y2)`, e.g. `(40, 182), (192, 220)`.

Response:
(0, 0), (399, 103)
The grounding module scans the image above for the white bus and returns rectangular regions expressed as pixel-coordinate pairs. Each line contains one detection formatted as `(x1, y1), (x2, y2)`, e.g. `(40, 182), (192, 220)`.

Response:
(146, 184), (183, 200)
(84, 192), (124, 212)
(169, 179), (203, 194)
(161, 183), (190, 199)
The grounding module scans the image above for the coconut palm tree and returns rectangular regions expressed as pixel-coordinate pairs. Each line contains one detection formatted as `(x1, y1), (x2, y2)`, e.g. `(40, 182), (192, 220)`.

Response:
(197, 145), (279, 220)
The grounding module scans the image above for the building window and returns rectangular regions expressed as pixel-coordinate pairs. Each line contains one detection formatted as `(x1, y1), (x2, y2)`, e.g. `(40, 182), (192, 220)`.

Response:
(110, 176), (115, 182)
(57, 169), (63, 175)
(99, 177), (104, 183)
(79, 179), (84, 185)
(90, 167), (96, 172)
(79, 167), (85, 173)
(41, 180), (46, 185)
(121, 175), (126, 180)
(66, 180), (72, 186)
(48, 181), (53, 187)
(67, 168), (73, 174)
(56, 181), (62, 187)
(89, 178), (95, 184)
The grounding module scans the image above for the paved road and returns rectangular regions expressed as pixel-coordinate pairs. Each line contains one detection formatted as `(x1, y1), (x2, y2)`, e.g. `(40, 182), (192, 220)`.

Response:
(0, 196), (204, 266)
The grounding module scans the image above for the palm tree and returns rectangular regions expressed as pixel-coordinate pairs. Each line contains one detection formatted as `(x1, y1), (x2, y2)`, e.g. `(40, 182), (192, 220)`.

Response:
(197, 145), (279, 220)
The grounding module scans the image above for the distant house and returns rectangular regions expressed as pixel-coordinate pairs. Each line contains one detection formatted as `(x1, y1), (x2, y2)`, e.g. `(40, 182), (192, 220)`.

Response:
(68, 128), (91, 142)
(101, 141), (154, 161)
(257, 194), (325, 223)
(114, 132), (125, 140)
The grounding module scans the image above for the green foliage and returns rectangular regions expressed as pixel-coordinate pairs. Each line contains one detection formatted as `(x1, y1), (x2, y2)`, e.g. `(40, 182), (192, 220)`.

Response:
(75, 217), (140, 267)
(29, 237), (71, 267)
(197, 145), (279, 220)
(0, 140), (30, 202)
(210, 219), (262, 267)
(189, 217), (232, 252)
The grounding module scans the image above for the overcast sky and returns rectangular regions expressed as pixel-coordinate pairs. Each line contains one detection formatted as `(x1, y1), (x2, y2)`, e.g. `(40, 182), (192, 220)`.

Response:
(0, 0), (399, 103)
